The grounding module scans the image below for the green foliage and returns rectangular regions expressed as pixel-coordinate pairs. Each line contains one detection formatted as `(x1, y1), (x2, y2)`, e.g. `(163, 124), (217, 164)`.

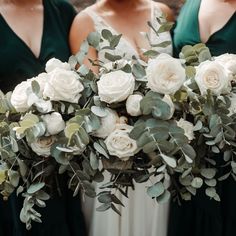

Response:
(1, 7), (236, 226)
(180, 43), (212, 66)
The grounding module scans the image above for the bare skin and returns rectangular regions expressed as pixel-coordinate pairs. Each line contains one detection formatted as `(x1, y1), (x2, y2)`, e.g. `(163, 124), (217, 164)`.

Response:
(198, 0), (236, 43)
(69, 0), (174, 72)
(0, 0), (44, 57)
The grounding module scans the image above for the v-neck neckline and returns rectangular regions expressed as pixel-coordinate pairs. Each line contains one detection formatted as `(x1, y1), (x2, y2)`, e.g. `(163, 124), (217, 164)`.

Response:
(89, 2), (154, 56)
(0, 0), (46, 59)
(196, 0), (236, 44)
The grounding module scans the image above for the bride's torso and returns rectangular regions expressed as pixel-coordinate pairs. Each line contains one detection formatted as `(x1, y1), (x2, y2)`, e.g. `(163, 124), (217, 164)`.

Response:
(84, 2), (172, 63)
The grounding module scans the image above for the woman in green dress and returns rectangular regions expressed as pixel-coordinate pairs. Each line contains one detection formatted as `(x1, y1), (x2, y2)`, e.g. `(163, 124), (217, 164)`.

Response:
(0, 0), (86, 235)
(168, 0), (236, 236)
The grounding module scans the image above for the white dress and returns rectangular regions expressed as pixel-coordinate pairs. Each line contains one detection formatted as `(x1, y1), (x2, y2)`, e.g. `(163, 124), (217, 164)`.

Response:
(82, 3), (172, 236)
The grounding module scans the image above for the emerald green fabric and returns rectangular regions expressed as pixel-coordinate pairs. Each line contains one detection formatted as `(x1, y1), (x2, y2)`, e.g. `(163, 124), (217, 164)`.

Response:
(172, 0), (236, 57)
(169, 1), (236, 236)
(0, 0), (76, 93)
(0, 1), (87, 235)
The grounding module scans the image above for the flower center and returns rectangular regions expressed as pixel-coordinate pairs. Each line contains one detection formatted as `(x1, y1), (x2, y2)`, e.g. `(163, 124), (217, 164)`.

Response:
(204, 72), (220, 88)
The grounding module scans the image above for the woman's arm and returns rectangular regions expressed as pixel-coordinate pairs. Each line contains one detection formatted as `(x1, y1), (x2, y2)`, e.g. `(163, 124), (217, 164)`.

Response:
(69, 11), (99, 73)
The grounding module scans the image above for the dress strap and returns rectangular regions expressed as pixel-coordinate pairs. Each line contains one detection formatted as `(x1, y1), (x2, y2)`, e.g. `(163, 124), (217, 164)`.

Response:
(151, 1), (164, 23)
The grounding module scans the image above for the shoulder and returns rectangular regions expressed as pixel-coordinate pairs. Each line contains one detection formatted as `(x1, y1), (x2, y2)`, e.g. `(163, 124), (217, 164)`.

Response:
(154, 2), (175, 21)
(69, 7), (96, 53)
(70, 7), (95, 36)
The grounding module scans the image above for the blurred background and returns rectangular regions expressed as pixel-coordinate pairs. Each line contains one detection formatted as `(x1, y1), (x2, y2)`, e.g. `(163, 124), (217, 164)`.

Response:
(70, 0), (183, 16)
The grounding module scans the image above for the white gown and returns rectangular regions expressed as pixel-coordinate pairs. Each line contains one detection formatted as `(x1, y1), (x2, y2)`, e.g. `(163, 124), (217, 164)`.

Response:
(82, 2), (172, 236)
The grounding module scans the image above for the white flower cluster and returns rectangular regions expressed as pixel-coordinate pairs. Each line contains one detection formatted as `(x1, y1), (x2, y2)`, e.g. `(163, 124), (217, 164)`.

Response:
(10, 58), (84, 113)
(10, 58), (85, 157)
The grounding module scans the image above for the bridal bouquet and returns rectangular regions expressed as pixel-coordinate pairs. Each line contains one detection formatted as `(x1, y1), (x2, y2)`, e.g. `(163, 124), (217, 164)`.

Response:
(77, 27), (236, 209)
(1, 16), (236, 227)
(0, 58), (103, 229)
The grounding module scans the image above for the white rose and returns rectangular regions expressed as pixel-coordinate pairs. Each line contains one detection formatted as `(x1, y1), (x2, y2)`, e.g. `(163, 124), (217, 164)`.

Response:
(162, 95), (175, 120)
(215, 53), (236, 75)
(177, 118), (195, 141)
(228, 93), (236, 116)
(97, 71), (135, 104)
(41, 112), (65, 136)
(93, 108), (119, 139)
(126, 94), (143, 116)
(147, 53), (186, 95)
(35, 99), (53, 113)
(30, 136), (56, 157)
(45, 58), (70, 73)
(195, 60), (231, 96)
(43, 68), (84, 103)
(105, 124), (139, 160)
(11, 81), (31, 112)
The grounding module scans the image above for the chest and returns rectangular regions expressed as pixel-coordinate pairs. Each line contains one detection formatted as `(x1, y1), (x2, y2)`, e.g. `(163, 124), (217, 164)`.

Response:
(0, 7), (44, 58)
(94, 8), (172, 59)
(101, 9), (154, 52)
(198, 0), (236, 43)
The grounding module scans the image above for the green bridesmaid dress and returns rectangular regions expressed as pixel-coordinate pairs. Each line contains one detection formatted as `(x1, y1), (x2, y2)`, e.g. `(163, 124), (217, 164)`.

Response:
(168, 1), (236, 236)
(0, 1), (87, 235)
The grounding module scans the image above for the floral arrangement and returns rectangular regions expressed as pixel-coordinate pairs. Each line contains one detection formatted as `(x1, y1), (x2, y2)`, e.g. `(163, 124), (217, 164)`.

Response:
(0, 58), (100, 229)
(1, 17), (236, 228)
(82, 37), (236, 207)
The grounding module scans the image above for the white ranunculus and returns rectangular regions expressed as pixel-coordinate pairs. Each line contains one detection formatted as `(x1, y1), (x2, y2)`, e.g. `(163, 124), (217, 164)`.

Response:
(30, 136), (56, 157)
(177, 118), (195, 141)
(126, 94), (143, 116)
(195, 60), (231, 96)
(146, 53), (186, 95)
(215, 53), (236, 75)
(45, 58), (71, 73)
(97, 71), (135, 104)
(43, 68), (84, 103)
(41, 112), (65, 136)
(162, 95), (175, 120)
(105, 124), (139, 160)
(228, 93), (236, 116)
(11, 81), (31, 112)
(93, 108), (119, 138)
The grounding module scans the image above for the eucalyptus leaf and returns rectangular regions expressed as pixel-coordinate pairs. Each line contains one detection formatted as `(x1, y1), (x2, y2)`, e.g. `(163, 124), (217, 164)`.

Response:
(201, 168), (216, 179)
(91, 106), (107, 117)
(94, 142), (109, 158)
(87, 31), (101, 48)
(147, 182), (165, 198)
(191, 177), (203, 189)
(205, 187), (217, 198)
(101, 29), (113, 41)
(160, 154), (177, 168)
(31, 80), (40, 95)
(205, 179), (217, 187)
(27, 182), (45, 194)
(90, 152), (99, 170)
(156, 190), (170, 204)
(96, 203), (111, 212)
